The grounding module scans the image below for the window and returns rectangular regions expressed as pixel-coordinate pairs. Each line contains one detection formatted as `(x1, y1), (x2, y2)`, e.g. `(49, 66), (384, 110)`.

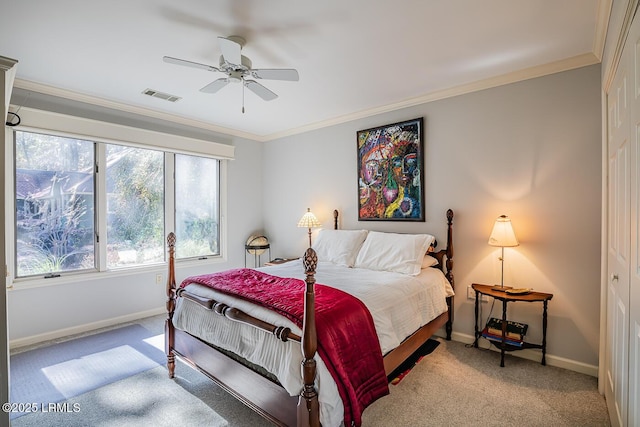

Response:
(15, 131), (95, 277)
(175, 154), (220, 259)
(13, 128), (223, 280)
(105, 145), (165, 268)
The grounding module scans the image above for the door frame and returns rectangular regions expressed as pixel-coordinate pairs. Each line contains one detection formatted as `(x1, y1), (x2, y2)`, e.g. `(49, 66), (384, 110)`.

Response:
(0, 55), (18, 427)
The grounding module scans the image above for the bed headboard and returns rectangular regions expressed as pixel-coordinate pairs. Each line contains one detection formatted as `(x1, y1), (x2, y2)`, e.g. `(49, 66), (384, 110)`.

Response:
(331, 208), (454, 339)
(331, 209), (454, 287)
(427, 209), (454, 287)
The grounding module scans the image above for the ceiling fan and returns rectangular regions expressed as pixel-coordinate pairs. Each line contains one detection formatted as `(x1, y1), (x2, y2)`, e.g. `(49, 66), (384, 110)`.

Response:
(163, 36), (299, 112)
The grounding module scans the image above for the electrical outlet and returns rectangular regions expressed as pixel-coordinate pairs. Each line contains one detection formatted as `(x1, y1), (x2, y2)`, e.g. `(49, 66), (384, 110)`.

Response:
(467, 285), (489, 302)
(467, 286), (475, 300)
(156, 274), (163, 285)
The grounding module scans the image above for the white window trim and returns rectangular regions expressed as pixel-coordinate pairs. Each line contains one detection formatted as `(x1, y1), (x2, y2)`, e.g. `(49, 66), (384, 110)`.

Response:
(13, 107), (235, 160)
(96, 142), (108, 271)
(6, 107), (232, 289)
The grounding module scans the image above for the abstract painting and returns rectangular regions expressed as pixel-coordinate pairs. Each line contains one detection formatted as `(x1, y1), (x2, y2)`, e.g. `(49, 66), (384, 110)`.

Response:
(357, 118), (424, 221)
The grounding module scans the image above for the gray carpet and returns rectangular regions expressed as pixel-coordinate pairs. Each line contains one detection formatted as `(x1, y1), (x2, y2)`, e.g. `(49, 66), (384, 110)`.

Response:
(363, 340), (610, 427)
(10, 315), (610, 426)
(10, 324), (165, 417)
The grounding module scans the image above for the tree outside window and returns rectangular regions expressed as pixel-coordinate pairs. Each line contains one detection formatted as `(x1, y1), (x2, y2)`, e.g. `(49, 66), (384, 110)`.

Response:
(15, 131), (95, 276)
(14, 130), (221, 278)
(175, 154), (220, 259)
(105, 145), (164, 268)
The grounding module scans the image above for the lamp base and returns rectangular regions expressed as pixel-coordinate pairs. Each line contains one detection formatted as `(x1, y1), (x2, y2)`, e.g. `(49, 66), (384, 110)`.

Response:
(491, 285), (513, 292)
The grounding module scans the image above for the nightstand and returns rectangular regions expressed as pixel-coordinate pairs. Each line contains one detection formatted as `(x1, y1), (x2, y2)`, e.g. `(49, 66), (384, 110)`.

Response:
(264, 258), (298, 266)
(472, 283), (553, 367)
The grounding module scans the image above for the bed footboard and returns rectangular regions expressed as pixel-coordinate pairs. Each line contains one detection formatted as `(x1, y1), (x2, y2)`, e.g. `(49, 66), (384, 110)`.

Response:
(297, 248), (320, 427)
(164, 234), (321, 427)
(165, 233), (177, 378)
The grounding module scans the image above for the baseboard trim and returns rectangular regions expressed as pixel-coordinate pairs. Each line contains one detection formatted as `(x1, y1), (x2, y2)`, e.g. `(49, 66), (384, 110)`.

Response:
(449, 331), (598, 377)
(9, 307), (165, 349)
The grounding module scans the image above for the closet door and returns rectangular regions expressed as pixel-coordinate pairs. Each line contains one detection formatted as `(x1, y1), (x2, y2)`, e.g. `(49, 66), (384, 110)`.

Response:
(607, 33), (631, 427)
(628, 14), (640, 426)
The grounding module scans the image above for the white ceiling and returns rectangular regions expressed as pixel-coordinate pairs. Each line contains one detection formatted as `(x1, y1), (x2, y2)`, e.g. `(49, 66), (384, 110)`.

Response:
(0, 0), (608, 141)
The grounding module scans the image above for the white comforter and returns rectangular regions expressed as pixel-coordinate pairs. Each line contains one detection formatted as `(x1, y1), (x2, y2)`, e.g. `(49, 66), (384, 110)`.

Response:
(172, 260), (454, 427)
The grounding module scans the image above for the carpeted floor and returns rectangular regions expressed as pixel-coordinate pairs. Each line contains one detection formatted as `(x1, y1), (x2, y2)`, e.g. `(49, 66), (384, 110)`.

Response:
(362, 339), (611, 427)
(10, 324), (165, 419)
(9, 315), (610, 426)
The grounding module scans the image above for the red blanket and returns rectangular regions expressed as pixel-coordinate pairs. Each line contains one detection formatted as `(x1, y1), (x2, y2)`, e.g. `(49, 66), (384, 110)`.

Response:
(181, 268), (389, 426)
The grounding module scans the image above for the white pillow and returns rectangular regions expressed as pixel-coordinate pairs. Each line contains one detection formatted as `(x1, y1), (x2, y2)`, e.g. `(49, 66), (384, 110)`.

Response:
(421, 254), (439, 268)
(355, 231), (435, 275)
(312, 229), (369, 267)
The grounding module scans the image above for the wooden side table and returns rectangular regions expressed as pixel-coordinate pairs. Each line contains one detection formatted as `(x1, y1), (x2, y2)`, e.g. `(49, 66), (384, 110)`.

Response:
(472, 283), (553, 367)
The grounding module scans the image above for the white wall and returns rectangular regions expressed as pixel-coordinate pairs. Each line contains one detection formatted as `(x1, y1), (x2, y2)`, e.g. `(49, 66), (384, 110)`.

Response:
(262, 64), (602, 369)
(5, 93), (265, 344)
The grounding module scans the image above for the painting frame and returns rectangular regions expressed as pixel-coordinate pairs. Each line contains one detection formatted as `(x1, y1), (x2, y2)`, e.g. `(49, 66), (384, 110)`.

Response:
(357, 117), (425, 221)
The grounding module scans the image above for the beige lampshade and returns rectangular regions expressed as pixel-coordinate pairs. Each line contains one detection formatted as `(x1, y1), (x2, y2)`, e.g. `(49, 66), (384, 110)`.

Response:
(297, 208), (321, 228)
(488, 215), (519, 247)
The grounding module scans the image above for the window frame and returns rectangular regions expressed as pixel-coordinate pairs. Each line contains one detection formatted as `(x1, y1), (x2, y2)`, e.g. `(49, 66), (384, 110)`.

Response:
(14, 130), (99, 278)
(5, 107), (233, 289)
(173, 153), (222, 261)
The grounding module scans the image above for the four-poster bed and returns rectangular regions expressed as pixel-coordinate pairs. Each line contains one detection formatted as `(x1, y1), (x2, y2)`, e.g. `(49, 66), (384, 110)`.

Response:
(165, 209), (454, 426)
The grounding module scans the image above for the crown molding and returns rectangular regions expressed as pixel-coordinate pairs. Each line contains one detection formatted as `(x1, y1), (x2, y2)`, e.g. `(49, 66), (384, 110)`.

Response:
(264, 52), (601, 141)
(12, 78), (264, 141)
(593, 0), (613, 61)
(602, 0), (639, 93)
(0, 56), (18, 71)
(14, 52), (600, 143)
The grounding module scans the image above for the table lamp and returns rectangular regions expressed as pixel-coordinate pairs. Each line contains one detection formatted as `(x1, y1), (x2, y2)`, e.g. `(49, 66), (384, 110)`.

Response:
(488, 214), (519, 291)
(297, 208), (321, 247)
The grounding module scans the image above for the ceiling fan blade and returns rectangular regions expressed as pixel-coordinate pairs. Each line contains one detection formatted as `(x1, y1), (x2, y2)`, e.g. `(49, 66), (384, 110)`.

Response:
(244, 80), (278, 101)
(200, 78), (230, 93)
(218, 36), (242, 64)
(163, 56), (219, 72)
(250, 68), (299, 81)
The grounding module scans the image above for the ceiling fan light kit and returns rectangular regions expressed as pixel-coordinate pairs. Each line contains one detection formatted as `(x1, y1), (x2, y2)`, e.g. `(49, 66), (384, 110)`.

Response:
(163, 35), (299, 112)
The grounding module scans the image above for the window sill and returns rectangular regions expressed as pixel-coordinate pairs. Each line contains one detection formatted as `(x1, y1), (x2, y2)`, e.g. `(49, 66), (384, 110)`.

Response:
(8, 255), (226, 291)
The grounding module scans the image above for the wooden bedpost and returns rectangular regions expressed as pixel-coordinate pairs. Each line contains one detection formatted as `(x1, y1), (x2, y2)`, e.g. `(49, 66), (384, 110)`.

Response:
(445, 209), (454, 340)
(297, 247), (320, 427)
(165, 232), (177, 378)
(333, 209), (339, 230)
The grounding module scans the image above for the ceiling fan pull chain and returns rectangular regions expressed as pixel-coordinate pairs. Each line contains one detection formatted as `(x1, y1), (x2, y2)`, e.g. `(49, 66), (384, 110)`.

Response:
(242, 80), (245, 114)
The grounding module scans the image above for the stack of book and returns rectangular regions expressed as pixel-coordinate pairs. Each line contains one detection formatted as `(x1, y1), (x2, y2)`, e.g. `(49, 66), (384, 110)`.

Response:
(481, 317), (528, 347)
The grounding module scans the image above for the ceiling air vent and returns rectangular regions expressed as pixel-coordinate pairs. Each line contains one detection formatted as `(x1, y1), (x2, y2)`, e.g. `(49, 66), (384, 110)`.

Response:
(142, 88), (181, 103)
